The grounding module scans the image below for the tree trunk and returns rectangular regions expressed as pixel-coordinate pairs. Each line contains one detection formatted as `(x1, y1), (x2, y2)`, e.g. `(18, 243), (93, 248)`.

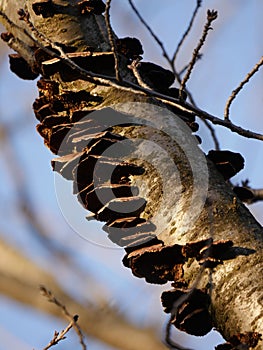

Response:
(0, 1), (262, 349)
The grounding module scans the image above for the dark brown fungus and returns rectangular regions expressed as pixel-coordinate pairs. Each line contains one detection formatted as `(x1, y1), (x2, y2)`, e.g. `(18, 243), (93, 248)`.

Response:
(71, 154), (144, 188)
(230, 332), (262, 348)
(52, 152), (83, 180)
(233, 186), (254, 203)
(37, 123), (73, 154)
(124, 237), (163, 255)
(215, 332), (262, 350)
(182, 238), (213, 258)
(37, 78), (60, 97)
(9, 54), (39, 80)
(104, 217), (156, 247)
(166, 87), (187, 101)
(136, 62), (175, 92)
(187, 122), (199, 132)
(161, 289), (185, 313)
(77, 0), (106, 15)
(32, 0), (55, 17)
(41, 52), (115, 80)
(116, 37), (143, 60)
(162, 288), (212, 336)
(34, 47), (55, 66)
(118, 232), (158, 248)
(42, 115), (69, 128)
(197, 239), (233, 262)
(71, 131), (127, 155)
(166, 88), (194, 121)
(215, 344), (233, 350)
(105, 217), (153, 234)
(123, 243), (185, 284)
(83, 184), (139, 213)
(207, 150), (244, 180)
(182, 238), (234, 268)
(34, 103), (55, 121)
(93, 196), (147, 222)
(1, 32), (13, 42)
(195, 135), (202, 144)
(179, 308), (212, 336)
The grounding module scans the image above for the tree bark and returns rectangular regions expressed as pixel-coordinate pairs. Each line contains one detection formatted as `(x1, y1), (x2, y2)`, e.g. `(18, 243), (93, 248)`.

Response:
(0, 1), (262, 349)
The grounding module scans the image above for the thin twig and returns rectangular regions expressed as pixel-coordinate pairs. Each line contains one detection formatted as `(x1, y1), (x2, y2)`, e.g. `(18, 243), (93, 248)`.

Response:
(128, 59), (152, 89)
(156, 1), (217, 147)
(18, 24), (263, 142)
(105, 0), (121, 81)
(183, 84), (220, 150)
(179, 9), (218, 99)
(202, 119), (220, 150)
(165, 322), (193, 350)
(43, 318), (76, 350)
(17, 8), (117, 81)
(128, 0), (171, 63)
(178, 54), (203, 77)
(8, 10), (263, 142)
(224, 55), (263, 120)
(165, 319), (193, 350)
(40, 286), (87, 350)
(190, 103), (263, 141)
(172, 0), (202, 64)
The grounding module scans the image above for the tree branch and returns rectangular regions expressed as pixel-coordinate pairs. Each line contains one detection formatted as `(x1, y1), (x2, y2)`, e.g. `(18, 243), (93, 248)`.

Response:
(0, 1), (262, 349)
(179, 9), (218, 98)
(105, 0), (121, 81)
(224, 55), (263, 120)
(40, 286), (87, 350)
(172, 0), (202, 64)
(0, 238), (166, 350)
(42, 317), (78, 350)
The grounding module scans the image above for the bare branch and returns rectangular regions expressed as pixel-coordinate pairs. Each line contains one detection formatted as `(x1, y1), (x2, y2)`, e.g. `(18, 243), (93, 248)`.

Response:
(105, 0), (121, 81)
(191, 104), (263, 141)
(202, 119), (220, 150)
(172, 0), (202, 64)
(126, 2), (219, 148)
(224, 55), (263, 120)
(40, 286), (87, 350)
(4, 4), (261, 147)
(165, 321), (193, 350)
(179, 9), (218, 98)
(178, 54), (203, 77)
(127, 0), (171, 63)
(4, 7), (263, 145)
(42, 318), (76, 350)
(128, 59), (152, 89)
